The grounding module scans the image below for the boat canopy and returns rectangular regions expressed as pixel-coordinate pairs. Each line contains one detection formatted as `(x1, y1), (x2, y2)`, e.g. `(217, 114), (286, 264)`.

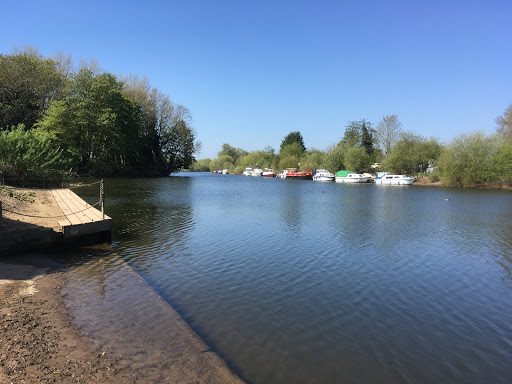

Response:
(335, 170), (355, 177)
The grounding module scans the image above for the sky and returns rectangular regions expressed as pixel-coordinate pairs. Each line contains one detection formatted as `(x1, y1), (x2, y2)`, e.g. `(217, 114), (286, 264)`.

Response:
(1, 0), (511, 159)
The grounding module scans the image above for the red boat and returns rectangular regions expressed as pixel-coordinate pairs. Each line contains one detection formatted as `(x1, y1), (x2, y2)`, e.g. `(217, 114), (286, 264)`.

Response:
(283, 163), (313, 180)
(262, 168), (275, 177)
(285, 169), (313, 180)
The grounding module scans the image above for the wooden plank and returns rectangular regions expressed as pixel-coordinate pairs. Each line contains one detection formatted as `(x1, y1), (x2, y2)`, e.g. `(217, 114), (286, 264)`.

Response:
(51, 190), (82, 226)
(67, 190), (111, 220)
(59, 189), (94, 223)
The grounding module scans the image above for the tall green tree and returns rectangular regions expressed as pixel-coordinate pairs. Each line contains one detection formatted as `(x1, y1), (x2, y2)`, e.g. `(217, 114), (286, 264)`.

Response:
(280, 131), (306, 152)
(0, 48), (65, 130)
(341, 119), (375, 155)
(38, 67), (140, 173)
(161, 119), (196, 173)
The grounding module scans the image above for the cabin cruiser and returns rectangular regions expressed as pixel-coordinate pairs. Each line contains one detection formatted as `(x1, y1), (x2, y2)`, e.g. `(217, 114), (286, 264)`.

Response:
(335, 170), (371, 183)
(243, 167), (253, 176)
(313, 169), (335, 182)
(251, 165), (263, 176)
(374, 172), (414, 185)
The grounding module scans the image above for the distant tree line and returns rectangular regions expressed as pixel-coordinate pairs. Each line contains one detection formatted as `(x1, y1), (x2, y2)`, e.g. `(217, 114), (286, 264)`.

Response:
(193, 107), (512, 189)
(0, 47), (198, 184)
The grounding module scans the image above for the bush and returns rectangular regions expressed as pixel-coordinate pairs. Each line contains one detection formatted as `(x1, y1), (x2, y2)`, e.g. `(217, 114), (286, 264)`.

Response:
(427, 173), (440, 182)
(439, 131), (499, 187)
(0, 125), (67, 186)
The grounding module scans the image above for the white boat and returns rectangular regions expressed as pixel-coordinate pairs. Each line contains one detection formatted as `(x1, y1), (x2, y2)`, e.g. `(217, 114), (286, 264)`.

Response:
(222, 169), (229, 174)
(313, 169), (334, 182)
(243, 167), (252, 176)
(374, 172), (415, 185)
(251, 165), (263, 176)
(335, 170), (371, 183)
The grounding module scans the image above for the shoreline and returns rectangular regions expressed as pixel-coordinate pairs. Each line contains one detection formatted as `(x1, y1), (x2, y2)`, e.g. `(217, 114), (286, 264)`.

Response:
(0, 256), (122, 383)
(0, 253), (244, 383)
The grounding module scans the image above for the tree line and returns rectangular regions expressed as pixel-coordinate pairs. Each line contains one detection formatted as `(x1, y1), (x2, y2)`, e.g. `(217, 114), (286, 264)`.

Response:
(193, 108), (512, 188)
(0, 47), (198, 184)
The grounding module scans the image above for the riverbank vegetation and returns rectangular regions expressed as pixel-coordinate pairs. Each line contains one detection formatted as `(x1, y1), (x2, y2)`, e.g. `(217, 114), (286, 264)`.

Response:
(197, 107), (512, 189)
(0, 47), (198, 185)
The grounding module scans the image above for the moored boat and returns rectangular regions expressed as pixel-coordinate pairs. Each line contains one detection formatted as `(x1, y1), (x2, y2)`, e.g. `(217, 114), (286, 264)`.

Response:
(313, 169), (335, 182)
(243, 167), (253, 176)
(251, 165), (263, 177)
(262, 168), (275, 177)
(335, 170), (371, 183)
(285, 168), (313, 180)
(222, 169), (229, 174)
(374, 172), (415, 185)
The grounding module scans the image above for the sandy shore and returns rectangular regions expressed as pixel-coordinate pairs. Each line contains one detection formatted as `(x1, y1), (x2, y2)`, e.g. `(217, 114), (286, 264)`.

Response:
(0, 187), (63, 253)
(0, 259), (122, 383)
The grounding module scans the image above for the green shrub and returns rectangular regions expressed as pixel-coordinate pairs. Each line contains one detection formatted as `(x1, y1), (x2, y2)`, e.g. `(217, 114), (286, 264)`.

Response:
(0, 125), (67, 186)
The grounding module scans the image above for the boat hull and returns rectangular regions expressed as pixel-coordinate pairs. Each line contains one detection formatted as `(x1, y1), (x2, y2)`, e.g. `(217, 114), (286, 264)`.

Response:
(375, 178), (414, 185)
(286, 174), (313, 180)
(335, 177), (370, 183)
(313, 176), (334, 182)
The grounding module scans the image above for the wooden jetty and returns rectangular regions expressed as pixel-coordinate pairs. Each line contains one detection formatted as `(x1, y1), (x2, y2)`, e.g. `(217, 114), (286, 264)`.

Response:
(50, 189), (111, 238)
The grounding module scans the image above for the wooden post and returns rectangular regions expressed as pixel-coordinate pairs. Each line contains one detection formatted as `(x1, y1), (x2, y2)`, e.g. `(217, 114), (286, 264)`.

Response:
(0, 201), (2, 221)
(100, 179), (105, 219)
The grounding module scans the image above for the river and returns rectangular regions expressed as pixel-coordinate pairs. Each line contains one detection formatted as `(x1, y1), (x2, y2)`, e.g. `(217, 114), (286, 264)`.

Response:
(64, 173), (512, 383)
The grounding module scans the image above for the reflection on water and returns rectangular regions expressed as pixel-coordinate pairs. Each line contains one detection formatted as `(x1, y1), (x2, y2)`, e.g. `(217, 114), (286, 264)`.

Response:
(70, 174), (512, 383)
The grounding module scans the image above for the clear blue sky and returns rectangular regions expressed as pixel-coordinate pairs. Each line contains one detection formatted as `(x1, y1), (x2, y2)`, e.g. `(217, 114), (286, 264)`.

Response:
(2, 0), (511, 159)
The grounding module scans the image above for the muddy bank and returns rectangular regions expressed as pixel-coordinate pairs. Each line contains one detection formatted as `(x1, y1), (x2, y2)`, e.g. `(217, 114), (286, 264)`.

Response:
(0, 255), (244, 383)
(0, 260), (121, 383)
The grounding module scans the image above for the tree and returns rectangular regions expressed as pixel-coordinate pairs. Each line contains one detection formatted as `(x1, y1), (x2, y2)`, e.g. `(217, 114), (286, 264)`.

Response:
(324, 145), (344, 173)
(360, 121), (374, 155)
(0, 48), (66, 130)
(218, 143), (248, 163)
(493, 142), (512, 186)
(344, 146), (370, 173)
(341, 120), (375, 155)
(161, 119), (197, 173)
(190, 158), (211, 172)
(280, 131), (305, 153)
(439, 131), (499, 187)
(209, 155), (234, 172)
(300, 149), (326, 172)
(496, 104), (512, 143)
(38, 68), (140, 174)
(384, 132), (441, 175)
(376, 114), (403, 156)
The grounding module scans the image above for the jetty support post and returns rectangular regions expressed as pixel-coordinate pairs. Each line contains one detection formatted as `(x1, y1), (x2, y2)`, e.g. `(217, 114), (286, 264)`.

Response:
(100, 179), (105, 219)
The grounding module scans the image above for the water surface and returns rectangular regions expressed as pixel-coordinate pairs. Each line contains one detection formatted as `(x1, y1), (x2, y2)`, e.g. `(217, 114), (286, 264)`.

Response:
(69, 173), (512, 383)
